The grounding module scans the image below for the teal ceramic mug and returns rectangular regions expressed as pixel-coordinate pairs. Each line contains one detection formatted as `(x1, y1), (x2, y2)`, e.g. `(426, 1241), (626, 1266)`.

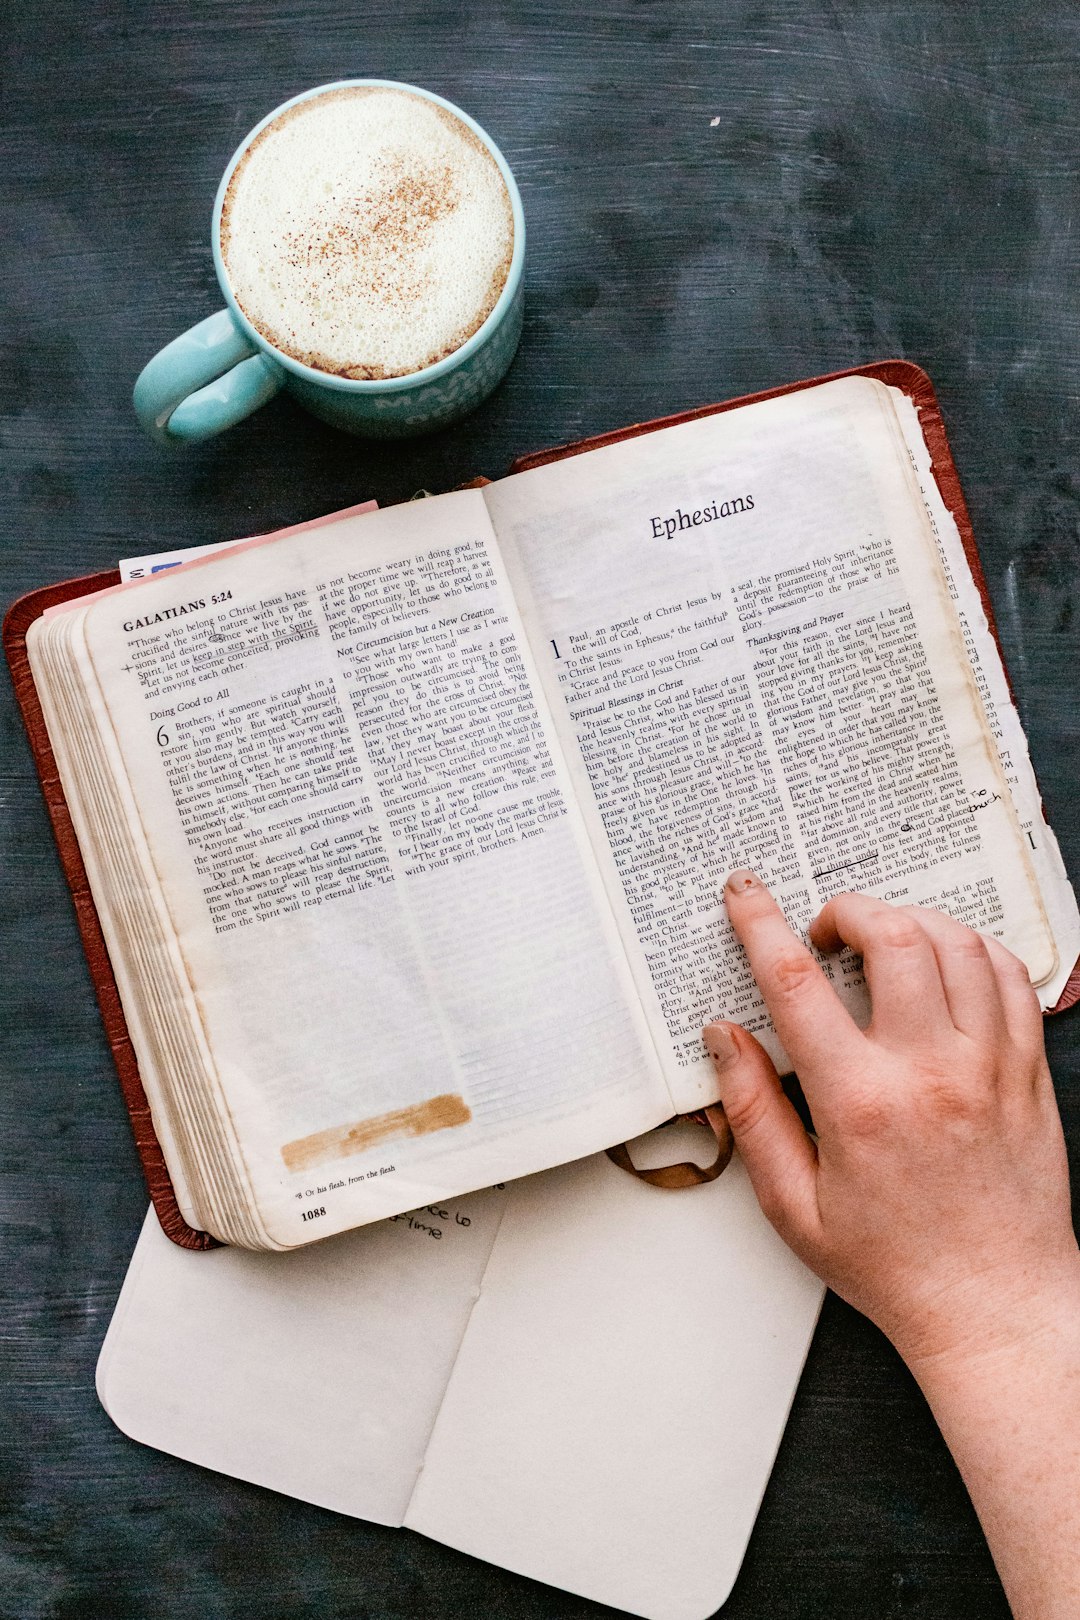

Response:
(133, 80), (525, 444)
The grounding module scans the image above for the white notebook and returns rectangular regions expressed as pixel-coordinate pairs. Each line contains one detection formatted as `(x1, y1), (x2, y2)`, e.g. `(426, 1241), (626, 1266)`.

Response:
(98, 1129), (823, 1620)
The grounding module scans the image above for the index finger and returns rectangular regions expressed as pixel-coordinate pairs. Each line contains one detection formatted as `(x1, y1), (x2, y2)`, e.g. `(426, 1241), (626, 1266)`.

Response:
(724, 869), (864, 1076)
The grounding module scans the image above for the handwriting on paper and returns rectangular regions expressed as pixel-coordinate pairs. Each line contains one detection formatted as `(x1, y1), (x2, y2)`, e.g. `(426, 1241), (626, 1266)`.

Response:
(390, 1203), (476, 1241)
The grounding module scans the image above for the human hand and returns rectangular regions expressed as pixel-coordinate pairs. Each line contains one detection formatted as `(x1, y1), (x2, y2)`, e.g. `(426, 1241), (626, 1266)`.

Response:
(703, 871), (1080, 1372)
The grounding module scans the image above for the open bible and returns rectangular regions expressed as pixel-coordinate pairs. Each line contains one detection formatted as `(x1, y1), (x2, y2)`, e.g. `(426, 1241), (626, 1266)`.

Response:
(13, 365), (1080, 1249)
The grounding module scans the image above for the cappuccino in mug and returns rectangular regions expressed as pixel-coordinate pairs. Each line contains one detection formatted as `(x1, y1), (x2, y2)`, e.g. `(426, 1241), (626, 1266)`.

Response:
(219, 85), (515, 381)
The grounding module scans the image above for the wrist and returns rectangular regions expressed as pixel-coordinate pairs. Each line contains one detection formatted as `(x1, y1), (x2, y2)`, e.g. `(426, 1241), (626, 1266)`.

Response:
(896, 1249), (1080, 1398)
(896, 1249), (1080, 1620)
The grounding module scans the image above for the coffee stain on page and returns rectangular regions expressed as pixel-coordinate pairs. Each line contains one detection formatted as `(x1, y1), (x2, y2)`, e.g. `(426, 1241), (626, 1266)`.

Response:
(281, 1092), (471, 1174)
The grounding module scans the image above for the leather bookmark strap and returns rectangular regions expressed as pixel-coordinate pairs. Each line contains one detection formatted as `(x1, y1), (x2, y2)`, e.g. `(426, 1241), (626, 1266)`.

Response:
(606, 1106), (734, 1188)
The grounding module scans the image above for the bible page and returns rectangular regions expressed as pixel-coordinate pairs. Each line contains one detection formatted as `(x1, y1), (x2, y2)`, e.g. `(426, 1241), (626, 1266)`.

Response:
(485, 377), (1059, 1111)
(71, 491), (669, 1246)
(890, 388), (1080, 1007)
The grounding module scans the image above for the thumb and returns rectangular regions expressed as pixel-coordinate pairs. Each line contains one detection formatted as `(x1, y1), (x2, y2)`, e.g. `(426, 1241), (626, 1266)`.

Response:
(702, 1022), (820, 1249)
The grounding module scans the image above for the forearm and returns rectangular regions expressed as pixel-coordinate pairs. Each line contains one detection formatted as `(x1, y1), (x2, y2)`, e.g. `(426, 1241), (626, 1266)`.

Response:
(907, 1258), (1080, 1620)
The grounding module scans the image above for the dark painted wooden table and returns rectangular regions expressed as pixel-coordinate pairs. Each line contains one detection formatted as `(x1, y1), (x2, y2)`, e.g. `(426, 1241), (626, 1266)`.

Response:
(3, 4), (1078, 1616)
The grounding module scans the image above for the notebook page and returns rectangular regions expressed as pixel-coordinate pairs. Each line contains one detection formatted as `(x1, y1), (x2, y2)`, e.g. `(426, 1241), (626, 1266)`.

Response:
(98, 1146), (822, 1619)
(97, 1186), (506, 1524)
(406, 1136), (824, 1620)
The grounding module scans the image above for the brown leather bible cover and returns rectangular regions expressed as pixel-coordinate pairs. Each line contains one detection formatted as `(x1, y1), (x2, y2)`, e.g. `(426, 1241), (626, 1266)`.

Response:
(5, 360), (1077, 1250)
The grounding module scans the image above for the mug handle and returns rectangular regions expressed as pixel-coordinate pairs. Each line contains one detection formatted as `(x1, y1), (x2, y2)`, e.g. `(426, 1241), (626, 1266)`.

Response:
(133, 309), (285, 445)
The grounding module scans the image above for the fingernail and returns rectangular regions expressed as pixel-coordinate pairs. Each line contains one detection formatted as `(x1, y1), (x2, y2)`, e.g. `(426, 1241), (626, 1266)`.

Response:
(703, 1022), (738, 1068)
(726, 869), (761, 894)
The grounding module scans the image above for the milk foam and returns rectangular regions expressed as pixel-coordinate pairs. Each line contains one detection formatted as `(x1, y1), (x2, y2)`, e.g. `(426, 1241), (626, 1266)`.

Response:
(221, 88), (514, 379)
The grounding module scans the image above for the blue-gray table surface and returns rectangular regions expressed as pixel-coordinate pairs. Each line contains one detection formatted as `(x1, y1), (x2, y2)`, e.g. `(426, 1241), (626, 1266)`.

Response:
(3, 3), (1078, 1617)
